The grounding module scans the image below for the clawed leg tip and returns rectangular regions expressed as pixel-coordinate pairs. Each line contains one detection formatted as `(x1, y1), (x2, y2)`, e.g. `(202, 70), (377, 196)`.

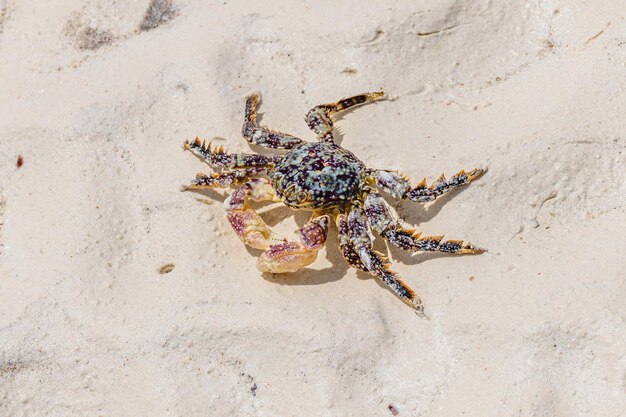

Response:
(409, 298), (426, 317)
(245, 91), (262, 101)
(459, 242), (487, 254)
(371, 91), (387, 100)
(468, 167), (488, 181)
(414, 305), (427, 318)
(461, 247), (487, 254)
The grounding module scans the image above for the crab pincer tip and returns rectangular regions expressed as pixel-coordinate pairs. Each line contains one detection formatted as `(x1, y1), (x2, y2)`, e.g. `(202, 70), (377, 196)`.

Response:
(414, 305), (428, 319)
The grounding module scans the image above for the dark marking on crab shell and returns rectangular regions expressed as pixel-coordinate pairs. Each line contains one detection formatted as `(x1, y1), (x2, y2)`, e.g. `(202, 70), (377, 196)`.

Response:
(270, 142), (366, 209)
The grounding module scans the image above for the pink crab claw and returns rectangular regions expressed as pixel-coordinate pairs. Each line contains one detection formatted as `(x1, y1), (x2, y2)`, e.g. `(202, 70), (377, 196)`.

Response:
(257, 215), (329, 273)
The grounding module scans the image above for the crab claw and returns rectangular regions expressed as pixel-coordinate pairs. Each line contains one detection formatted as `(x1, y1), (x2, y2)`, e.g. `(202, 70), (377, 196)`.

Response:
(224, 179), (287, 250)
(257, 215), (329, 273)
(257, 242), (319, 273)
(226, 208), (286, 250)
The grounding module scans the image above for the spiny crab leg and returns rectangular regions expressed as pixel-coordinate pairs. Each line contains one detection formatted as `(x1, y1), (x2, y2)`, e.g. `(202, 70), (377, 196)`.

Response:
(370, 168), (485, 202)
(305, 91), (386, 142)
(363, 191), (485, 254)
(242, 93), (306, 149)
(336, 213), (368, 272)
(257, 214), (330, 273)
(181, 169), (259, 191)
(346, 206), (425, 316)
(184, 137), (279, 169)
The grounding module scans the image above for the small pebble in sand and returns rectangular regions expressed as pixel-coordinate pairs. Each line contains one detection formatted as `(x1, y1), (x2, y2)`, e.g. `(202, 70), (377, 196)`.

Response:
(388, 404), (399, 415)
(159, 263), (175, 274)
(17, 155), (23, 168)
(469, 275), (475, 281)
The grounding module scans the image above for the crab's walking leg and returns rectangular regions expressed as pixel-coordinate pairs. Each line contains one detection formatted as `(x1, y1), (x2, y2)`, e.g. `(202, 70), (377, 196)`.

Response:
(184, 137), (279, 169)
(242, 93), (306, 149)
(336, 213), (368, 272)
(257, 214), (330, 273)
(347, 206), (424, 315)
(225, 178), (286, 250)
(364, 191), (485, 254)
(370, 168), (485, 202)
(306, 91), (386, 142)
(181, 169), (261, 191)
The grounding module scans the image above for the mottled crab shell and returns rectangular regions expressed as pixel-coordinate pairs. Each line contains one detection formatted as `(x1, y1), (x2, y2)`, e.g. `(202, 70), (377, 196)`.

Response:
(270, 142), (366, 210)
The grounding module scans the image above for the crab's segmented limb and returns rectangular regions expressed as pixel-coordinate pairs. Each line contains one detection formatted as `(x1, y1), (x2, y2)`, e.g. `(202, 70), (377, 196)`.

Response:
(305, 91), (386, 142)
(336, 213), (368, 271)
(225, 178), (286, 250)
(257, 214), (330, 273)
(371, 168), (486, 202)
(181, 169), (261, 191)
(242, 93), (306, 149)
(347, 206), (424, 315)
(184, 137), (279, 169)
(383, 230), (484, 254)
(363, 191), (485, 255)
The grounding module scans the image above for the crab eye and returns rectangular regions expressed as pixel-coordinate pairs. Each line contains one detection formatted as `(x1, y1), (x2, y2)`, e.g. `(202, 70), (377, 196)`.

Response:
(296, 191), (308, 201)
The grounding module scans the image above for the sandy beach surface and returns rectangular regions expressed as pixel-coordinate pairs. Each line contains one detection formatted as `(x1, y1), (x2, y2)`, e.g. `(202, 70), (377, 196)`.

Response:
(1, 1), (625, 416)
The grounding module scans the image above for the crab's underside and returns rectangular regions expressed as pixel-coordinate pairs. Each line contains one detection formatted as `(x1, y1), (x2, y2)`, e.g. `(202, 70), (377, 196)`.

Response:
(183, 91), (485, 315)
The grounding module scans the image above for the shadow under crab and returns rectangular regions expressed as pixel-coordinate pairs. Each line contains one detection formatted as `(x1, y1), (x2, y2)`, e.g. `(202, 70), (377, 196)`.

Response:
(182, 91), (485, 315)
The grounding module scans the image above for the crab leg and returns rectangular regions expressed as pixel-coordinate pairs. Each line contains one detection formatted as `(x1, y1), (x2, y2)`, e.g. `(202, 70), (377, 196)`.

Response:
(184, 137), (280, 169)
(336, 213), (368, 272)
(224, 178), (286, 250)
(181, 169), (261, 191)
(346, 206), (424, 315)
(257, 214), (330, 273)
(242, 93), (306, 149)
(363, 191), (485, 254)
(305, 91), (386, 142)
(370, 168), (485, 203)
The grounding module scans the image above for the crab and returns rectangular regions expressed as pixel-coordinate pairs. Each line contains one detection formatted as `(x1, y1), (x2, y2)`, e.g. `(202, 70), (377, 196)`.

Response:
(182, 91), (485, 315)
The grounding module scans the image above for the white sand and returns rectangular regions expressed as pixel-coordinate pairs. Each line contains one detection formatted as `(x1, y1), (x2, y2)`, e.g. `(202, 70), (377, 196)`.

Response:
(1, 1), (625, 416)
